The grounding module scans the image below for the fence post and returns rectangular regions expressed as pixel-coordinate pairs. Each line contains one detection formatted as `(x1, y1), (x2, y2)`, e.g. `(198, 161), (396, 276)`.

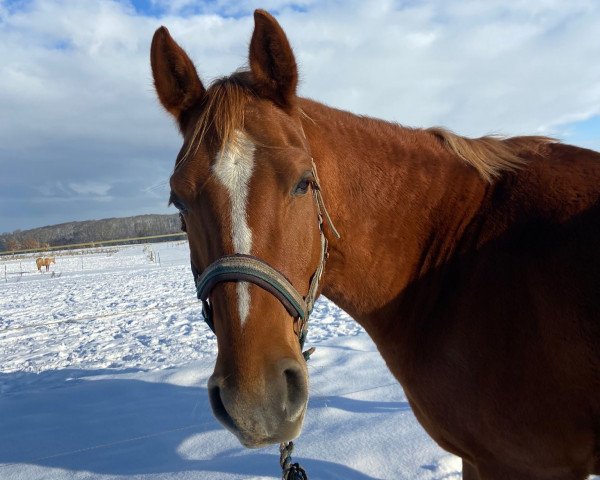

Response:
(4, 265), (6, 283)
(157, 252), (161, 267)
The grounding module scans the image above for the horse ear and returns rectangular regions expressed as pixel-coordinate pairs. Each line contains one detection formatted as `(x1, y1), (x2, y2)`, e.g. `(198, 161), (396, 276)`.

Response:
(249, 10), (298, 108)
(151, 26), (205, 129)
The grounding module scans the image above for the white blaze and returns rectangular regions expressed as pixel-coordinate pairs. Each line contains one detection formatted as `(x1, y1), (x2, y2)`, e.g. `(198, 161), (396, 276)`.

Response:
(212, 130), (255, 325)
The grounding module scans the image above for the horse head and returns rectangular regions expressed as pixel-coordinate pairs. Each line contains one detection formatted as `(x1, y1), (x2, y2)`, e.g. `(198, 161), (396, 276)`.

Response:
(151, 10), (327, 447)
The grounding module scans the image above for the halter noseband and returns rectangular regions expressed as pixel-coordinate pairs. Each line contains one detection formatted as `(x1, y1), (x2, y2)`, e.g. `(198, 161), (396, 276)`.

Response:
(194, 160), (340, 350)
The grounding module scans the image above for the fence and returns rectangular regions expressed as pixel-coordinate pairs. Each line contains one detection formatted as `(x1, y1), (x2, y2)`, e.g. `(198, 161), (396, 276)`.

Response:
(1, 237), (188, 283)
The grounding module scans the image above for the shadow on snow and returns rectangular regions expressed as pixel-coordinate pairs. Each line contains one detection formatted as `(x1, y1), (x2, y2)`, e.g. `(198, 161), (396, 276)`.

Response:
(0, 368), (393, 479)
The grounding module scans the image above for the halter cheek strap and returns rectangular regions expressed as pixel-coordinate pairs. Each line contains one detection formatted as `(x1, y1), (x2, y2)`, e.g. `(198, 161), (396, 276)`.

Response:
(194, 160), (340, 350)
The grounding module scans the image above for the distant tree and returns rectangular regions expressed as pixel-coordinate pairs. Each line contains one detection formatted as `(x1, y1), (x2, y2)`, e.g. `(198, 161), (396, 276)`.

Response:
(0, 214), (183, 251)
(5, 238), (20, 251)
(22, 237), (40, 249)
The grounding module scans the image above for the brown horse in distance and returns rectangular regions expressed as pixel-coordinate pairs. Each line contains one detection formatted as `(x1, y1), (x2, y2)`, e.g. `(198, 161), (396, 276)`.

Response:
(151, 10), (600, 479)
(36, 257), (55, 272)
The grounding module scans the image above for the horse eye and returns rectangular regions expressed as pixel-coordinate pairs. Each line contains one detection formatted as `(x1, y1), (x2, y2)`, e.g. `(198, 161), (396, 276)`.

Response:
(293, 177), (311, 196)
(169, 191), (188, 213)
(173, 199), (187, 213)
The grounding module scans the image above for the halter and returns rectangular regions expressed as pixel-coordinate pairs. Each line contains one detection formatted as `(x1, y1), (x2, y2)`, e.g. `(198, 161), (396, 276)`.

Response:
(194, 159), (340, 351)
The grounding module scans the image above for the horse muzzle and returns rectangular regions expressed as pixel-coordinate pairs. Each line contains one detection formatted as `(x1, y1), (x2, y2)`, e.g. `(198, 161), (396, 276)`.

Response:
(207, 357), (308, 448)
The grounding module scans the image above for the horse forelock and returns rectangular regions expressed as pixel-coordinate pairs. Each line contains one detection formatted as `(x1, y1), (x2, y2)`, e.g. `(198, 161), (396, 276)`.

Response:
(176, 72), (255, 173)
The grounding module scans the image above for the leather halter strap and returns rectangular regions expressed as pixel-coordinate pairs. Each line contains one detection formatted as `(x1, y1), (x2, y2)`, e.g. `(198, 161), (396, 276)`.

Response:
(195, 160), (339, 347)
(197, 254), (308, 323)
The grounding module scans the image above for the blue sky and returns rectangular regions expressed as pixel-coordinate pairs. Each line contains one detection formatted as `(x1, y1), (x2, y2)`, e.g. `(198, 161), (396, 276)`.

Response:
(126, 0), (311, 17)
(0, 0), (599, 233)
(560, 115), (600, 150)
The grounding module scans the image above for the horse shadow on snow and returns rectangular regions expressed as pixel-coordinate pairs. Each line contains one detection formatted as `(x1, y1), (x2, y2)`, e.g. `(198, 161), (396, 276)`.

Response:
(0, 368), (393, 479)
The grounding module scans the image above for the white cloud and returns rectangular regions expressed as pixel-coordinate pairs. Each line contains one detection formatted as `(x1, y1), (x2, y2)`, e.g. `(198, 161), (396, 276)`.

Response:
(68, 181), (112, 196)
(279, 0), (600, 137)
(1, 0), (599, 231)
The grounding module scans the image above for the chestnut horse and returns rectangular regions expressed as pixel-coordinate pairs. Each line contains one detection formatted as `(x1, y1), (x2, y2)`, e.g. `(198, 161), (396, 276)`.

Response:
(151, 10), (600, 479)
(36, 256), (55, 272)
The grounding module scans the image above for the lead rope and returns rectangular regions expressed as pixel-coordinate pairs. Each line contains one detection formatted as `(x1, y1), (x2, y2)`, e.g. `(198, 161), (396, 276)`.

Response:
(279, 159), (339, 480)
(279, 440), (308, 480)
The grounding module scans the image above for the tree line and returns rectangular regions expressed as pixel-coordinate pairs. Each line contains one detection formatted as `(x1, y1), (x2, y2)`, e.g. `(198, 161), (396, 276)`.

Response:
(0, 214), (183, 252)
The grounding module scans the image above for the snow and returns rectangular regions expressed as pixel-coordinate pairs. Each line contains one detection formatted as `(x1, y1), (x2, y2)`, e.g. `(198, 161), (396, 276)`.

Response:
(0, 243), (596, 479)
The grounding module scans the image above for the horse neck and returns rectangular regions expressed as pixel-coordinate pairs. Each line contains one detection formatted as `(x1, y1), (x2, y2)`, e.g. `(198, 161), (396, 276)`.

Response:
(299, 99), (488, 340)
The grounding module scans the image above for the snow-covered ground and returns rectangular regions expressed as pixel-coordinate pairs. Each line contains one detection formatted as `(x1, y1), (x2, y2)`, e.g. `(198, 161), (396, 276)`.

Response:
(0, 243), (594, 479)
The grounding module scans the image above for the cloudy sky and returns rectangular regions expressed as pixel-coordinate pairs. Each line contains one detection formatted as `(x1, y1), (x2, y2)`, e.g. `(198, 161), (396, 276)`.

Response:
(1, 0), (599, 233)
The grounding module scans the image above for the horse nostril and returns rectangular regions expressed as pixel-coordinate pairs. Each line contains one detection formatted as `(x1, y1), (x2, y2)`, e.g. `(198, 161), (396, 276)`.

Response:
(208, 382), (237, 432)
(284, 368), (303, 401)
(281, 361), (308, 421)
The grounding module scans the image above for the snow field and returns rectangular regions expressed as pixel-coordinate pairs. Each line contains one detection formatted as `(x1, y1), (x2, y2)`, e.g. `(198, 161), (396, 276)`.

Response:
(1, 242), (595, 479)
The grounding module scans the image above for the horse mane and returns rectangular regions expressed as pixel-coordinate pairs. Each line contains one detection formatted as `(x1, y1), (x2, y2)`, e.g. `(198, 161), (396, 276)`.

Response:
(427, 127), (556, 182)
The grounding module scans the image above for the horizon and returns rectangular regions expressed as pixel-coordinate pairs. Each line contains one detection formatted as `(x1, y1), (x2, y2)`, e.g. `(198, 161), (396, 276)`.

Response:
(1, 0), (599, 232)
(0, 211), (179, 237)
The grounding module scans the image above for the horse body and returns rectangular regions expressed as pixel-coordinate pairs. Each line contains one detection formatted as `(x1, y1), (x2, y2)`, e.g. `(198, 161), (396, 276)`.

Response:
(36, 256), (55, 272)
(151, 11), (600, 478)
(301, 97), (600, 477)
